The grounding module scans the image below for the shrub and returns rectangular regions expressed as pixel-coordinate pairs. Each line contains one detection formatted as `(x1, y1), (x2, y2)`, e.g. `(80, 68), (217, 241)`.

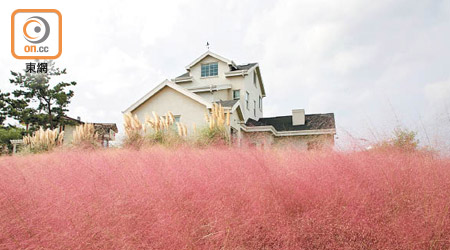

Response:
(123, 112), (146, 148)
(0, 148), (449, 249)
(391, 127), (419, 150)
(22, 127), (64, 153)
(375, 127), (419, 152)
(0, 126), (25, 154)
(123, 112), (187, 148)
(145, 111), (187, 145)
(123, 105), (231, 148)
(72, 123), (100, 148)
(196, 103), (230, 145)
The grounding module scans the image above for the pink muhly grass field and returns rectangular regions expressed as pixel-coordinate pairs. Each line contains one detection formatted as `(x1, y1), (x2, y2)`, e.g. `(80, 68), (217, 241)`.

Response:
(0, 147), (449, 249)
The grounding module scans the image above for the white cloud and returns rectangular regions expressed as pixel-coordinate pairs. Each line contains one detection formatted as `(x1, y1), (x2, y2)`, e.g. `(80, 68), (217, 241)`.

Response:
(425, 79), (450, 105)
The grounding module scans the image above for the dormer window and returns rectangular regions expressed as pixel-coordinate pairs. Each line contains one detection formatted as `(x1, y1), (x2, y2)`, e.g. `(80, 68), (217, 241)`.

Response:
(201, 62), (218, 77)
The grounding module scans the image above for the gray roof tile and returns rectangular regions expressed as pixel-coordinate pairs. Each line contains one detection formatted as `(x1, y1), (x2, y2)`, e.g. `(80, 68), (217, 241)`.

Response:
(214, 100), (239, 108)
(176, 72), (190, 78)
(232, 63), (257, 71)
(246, 113), (335, 131)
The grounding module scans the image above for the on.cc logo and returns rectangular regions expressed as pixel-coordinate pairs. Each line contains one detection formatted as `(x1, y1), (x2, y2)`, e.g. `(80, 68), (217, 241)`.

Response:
(23, 16), (50, 44)
(11, 9), (62, 60)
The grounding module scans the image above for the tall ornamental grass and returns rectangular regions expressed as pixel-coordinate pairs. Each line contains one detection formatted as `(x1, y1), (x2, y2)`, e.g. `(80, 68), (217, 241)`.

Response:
(72, 123), (99, 148)
(0, 148), (449, 249)
(22, 127), (64, 153)
(123, 104), (231, 148)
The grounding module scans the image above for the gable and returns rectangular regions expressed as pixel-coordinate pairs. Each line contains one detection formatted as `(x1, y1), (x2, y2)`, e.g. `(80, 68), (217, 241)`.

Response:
(123, 79), (211, 113)
(194, 55), (227, 69)
(185, 51), (235, 70)
(188, 55), (230, 79)
(131, 86), (208, 122)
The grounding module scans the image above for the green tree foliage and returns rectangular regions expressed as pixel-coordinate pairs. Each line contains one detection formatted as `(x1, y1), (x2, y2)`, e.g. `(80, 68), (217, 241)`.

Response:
(6, 61), (77, 130)
(0, 90), (9, 125)
(376, 127), (419, 151)
(0, 126), (25, 154)
(391, 128), (419, 150)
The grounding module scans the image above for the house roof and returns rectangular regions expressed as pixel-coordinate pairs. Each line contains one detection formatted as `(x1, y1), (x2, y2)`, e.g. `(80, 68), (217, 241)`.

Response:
(123, 79), (212, 113)
(185, 51), (236, 70)
(232, 63), (258, 71)
(177, 52), (266, 97)
(213, 100), (244, 121)
(176, 63), (258, 79)
(176, 72), (190, 78)
(92, 123), (118, 133)
(246, 113), (335, 132)
(214, 99), (239, 108)
(62, 115), (83, 124)
(63, 116), (118, 133)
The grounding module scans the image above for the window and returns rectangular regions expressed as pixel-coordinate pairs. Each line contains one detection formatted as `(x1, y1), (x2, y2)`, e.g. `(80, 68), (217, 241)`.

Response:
(253, 71), (257, 86)
(253, 100), (256, 116)
(245, 92), (249, 110)
(233, 90), (240, 100)
(259, 96), (262, 111)
(201, 62), (218, 77)
(171, 116), (181, 130)
(164, 115), (181, 127)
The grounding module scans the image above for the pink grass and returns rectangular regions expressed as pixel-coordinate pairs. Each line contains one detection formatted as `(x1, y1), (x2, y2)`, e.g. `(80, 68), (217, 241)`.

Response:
(0, 147), (449, 249)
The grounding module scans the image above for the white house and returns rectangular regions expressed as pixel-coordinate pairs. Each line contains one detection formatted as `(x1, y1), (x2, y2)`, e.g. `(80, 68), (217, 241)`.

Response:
(124, 51), (336, 149)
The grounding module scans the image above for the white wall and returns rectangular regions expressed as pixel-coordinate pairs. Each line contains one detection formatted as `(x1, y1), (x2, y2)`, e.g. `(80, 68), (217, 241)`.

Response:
(172, 54), (265, 128)
(238, 69), (263, 121)
(196, 89), (230, 103)
(131, 86), (208, 134)
(177, 55), (264, 122)
(63, 125), (76, 145)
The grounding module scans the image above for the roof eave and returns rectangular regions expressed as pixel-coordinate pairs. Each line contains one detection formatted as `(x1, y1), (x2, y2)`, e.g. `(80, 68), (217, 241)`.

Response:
(224, 70), (248, 77)
(254, 65), (266, 97)
(188, 84), (232, 93)
(185, 51), (233, 70)
(241, 125), (336, 136)
(173, 76), (193, 83)
(123, 79), (212, 113)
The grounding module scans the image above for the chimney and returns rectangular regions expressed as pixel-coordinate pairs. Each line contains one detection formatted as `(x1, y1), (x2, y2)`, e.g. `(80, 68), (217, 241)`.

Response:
(292, 109), (305, 126)
(77, 116), (81, 121)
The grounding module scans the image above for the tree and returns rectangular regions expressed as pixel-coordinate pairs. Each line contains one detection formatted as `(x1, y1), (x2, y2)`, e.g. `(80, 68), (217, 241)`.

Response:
(391, 128), (419, 151)
(7, 61), (77, 130)
(0, 90), (9, 126)
(376, 127), (419, 151)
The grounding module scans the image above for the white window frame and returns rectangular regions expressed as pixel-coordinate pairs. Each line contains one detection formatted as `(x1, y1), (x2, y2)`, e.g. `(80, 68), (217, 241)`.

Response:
(164, 115), (181, 127)
(259, 96), (262, 111)
(201, 62), (218, 77)
(245, 91), (249, 110)
(233, 90), (240, 100)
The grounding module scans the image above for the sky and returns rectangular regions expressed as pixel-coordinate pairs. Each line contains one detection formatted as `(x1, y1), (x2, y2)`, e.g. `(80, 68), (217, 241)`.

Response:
(1, 0), (449, 150)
